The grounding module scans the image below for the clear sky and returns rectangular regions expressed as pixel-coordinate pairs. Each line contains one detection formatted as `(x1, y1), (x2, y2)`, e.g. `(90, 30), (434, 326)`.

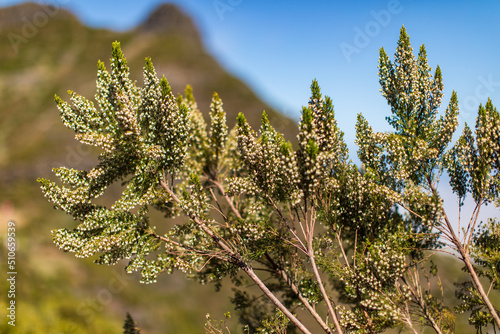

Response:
(1, 0), (499, 225)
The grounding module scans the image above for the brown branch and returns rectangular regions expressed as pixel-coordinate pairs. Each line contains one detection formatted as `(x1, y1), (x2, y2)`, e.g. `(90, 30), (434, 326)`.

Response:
(336, 231), (350, 268)
(427, 179), (500, 329)
(464, 201), (481, 242)
(305, 205), (344, 334)
(462, 254), (500, 329)
(211, 179), (242, 220)
(397, 201), (455, 244)
(265, 254), (333, 333)
(397, 201), (426, 220)
(465, 201), (482, 251)
(309, 252), (343, 334)
(403, 270), (444, 334)
(208, 187), (228, 223)
(244, 266), (314, 334)
(267, 196), (308, 254)
(159, 178), (313, 333)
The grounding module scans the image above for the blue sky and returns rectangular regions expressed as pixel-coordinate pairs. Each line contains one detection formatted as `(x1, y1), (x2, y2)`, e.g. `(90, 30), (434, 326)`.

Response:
(1, 0), (499, 225)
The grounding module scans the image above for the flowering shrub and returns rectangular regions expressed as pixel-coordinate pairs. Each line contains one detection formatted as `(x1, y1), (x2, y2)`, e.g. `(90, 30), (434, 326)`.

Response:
(39, 27), (499, 333)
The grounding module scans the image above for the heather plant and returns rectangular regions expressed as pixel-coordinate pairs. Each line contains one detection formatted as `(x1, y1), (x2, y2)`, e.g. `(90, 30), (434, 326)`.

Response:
(39, 27), (499, 333)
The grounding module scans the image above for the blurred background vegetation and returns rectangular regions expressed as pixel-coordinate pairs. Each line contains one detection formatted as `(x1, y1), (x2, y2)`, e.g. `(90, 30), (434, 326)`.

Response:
(0, 2), (495, 333)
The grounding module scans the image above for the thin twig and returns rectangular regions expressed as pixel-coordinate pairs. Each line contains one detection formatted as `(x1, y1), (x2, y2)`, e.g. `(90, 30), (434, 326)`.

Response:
(267, 196), (308, 253)
(212, 179), (242, 220)
(209, 187), (228, 223)
(265, 253), (333, 333)
(305, 204), (344, 334)
(465, 201), (482, 251)
(160, 177), (313, 333)
(336, 231), (350, 268)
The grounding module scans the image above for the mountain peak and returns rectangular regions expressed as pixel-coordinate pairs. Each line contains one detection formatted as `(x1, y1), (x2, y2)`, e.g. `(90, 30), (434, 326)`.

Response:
(137, 3), (200, 40)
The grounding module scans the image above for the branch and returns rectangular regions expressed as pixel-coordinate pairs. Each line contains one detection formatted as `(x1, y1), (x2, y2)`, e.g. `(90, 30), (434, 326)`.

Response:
(309, 252), (343, 334)
(161, 179), (241, 261)
(243, 266), (313, 334)
(427, 178), (500, 329)
(465, 201), (482, 251)
(265, 253), (333, 333)
(427, 179), (462, 250)
(402, 270), (444, 334)
(159, 178), (313, 333)
(211, 179), (242, 220)
(267, 196), (308, 254)
(305, 205), (344, 334)
(397, 201), (455, 244)
(208, 187), (228, 223)
(335, 231), (350, 268)
(397, 201), (426, 220)
(150, 232), (231, 270)
(462, 254), (500, 329)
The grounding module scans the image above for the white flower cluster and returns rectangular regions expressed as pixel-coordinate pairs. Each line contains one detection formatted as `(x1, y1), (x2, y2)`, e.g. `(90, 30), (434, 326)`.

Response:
(208, 92), (228, 165)
(297, 81), (348, 196)
(179, 175), (210, 218)
(38, 42), (203, 284)
(226, 176), (259, 197)
(362, 27), (459, 191)
(229, 219), (267, 246)
(446, 99), (500, 205)
(337, 239), (411, 332)
(236, 111), (302, 204)
(319, 162), (402, 238)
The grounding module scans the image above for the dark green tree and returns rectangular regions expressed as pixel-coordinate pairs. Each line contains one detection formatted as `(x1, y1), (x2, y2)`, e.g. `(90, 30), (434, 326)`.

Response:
(123, 313), (141, 334)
